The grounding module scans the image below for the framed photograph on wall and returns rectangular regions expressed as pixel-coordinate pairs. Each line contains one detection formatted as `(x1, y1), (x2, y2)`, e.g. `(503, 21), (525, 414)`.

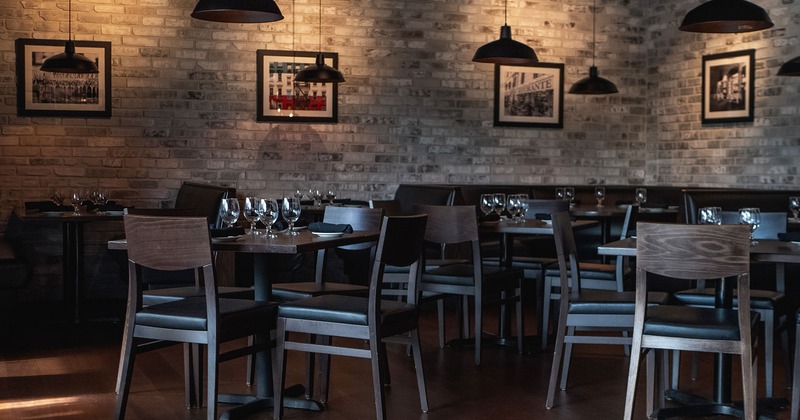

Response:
(256, 50), (339, 123)
(702, 49), (755, 124)
(494, 62), (564, 128)
(15, 38), (112, 118)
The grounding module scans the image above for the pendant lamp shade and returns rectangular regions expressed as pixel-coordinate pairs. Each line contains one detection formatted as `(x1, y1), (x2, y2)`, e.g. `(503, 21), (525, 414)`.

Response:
(679, 0), (773, 33)
(295, 0), (344, 84)
(40, 0), (98, 74)
(191, 0), (284, 23)
(473, 25), (538, 64)
(568, 65), (618, 94)
(778, 56), (800, 76)
(569, 0), (617, 95)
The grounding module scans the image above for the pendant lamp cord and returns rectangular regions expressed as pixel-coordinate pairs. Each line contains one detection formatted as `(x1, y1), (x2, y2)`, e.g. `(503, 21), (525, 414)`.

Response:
(591, 0), (596, 67)
(68, 0), (73, 41)
(504, 0), (508, 25)
(318, 0), (322, 53)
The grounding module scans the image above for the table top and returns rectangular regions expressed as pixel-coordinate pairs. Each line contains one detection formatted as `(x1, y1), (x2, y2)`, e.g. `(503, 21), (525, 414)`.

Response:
(17, 208), (124, 223)
(570, 204), (679, 217)
(598, 237), (800, 263)
(479, 218), (597, 235)
(108, 229), (380, 255)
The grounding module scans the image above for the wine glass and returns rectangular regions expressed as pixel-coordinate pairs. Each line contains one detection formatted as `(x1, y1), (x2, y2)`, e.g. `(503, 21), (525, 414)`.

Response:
(595, 187), (606, 208)
(492, 193), (506, 217)
(94, 189), (108, 206)
(738, 207), (761, 245)
(479, 194), (494, 216)
(699, 207), (722, 225)
(518, 194), (529, 219)
(71, 190), (85, 215)
(507, 194), (522, 222)
(219, 198), (240, 228)
(635, 188), (647, 206)
(308, 189), (323, 207)
(258, 198), (278, 238)
(564, 187), (575, 206)
(326, 190), (337, 205)
(789, 196), (800, 221)
(555, 187), (565, 201)
(243, 196), (261, 235)
(293, 189), (305, 201)
(282, 197), (302, 235)
(49, 188), (64, 206)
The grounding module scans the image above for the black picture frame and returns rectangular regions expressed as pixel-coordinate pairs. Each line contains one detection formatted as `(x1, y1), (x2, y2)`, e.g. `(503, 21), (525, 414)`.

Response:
(15, 38), (112, 118)
(494, 62), (564, 128)
(256, 50), (339, 123)
(702, 49), (755, 124)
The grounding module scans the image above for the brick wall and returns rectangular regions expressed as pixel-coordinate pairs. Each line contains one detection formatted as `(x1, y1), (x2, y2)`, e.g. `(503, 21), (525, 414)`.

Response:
(0, 0), (798, 303)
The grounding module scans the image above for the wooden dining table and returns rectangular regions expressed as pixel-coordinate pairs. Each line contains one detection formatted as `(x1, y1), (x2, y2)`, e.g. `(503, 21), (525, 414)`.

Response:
(109, 228), (380, 419)
(598, 236), (797, 418)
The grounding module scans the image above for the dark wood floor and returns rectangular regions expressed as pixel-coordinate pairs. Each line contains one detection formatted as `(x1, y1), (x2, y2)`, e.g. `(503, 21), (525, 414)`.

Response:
(0, 302), (792, 419)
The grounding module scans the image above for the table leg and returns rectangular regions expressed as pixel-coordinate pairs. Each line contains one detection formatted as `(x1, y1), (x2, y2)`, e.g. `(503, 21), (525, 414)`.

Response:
(63, 221), (84, 324)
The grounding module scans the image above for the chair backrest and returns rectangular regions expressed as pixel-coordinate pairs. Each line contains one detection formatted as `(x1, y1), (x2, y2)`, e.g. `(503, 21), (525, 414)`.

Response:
(369, 199), (404, 216)
(636, 222), (750, 281)
(322, 206), (384, 251)
(414, 205), (478, 246)
(123, 215), (217, 310)
(393, 184), (456, 215)
(369, 215), (428, 319)
(551, 211), (582, 299)
(619, 204), (639, 240)
(720, 211), (787, 240)
(522, 199), (570, 220)
(174, 181), (236, 228)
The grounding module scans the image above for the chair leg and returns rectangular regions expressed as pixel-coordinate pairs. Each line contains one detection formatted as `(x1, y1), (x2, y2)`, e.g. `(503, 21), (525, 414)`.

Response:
(319, 335), (332, 404)
(462, 295), (470, 340)
(183, 343), (202, 408)
(516, 286), (523, 354)
(559, 326), (576, 390)
(437, 298), (446, 348)
(545, 302), (568, 408)
(114, 331), (137, 419)
(541, 277), (553, 350)
(305, 334), (317, 400)
(671, 350), (681, 389)
(790, 326), (800, 420)
(764, 311), (775, 397)
(246, 336), (255, 387)
(369, 334), (388, 420)
(535, 274), (544, 338)
(623, 331), (644, 420)
(646, 349), (655, 416)
(740, 342), (757, 420)
(474, 293), (482, 366)
(273, 319), (288, 420)
(409, 328), (429, 413)
(206, 342), (219, 420)
(379, 342), (391, 386)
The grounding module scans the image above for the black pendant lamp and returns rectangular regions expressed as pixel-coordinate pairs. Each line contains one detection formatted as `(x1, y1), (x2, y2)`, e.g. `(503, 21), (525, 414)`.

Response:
(778, 56), (800, 76)
(569, 0), (618, 95)
(191, 0), (284, 23)
(679, 0), (773, 33)
(472, 0), (538, 64)
(40, 0), (99, 74)
(295, 0), (345, 83)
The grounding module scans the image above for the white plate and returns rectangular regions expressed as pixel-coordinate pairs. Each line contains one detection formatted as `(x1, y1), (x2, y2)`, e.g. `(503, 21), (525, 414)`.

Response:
(643, 207), (665, 213)
(106, 210), (124, 216)
(43, 211), (64, 216)
(312, 232), (344, 237)
(213, 235), (244, 242)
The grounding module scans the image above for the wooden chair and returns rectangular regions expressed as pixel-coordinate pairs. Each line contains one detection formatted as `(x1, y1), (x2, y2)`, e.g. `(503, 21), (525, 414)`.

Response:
(369, 199), (404, 216)
(542, 203), (637, 350)
(273, 215), (430, 420)
(115, 215), (276, 419)
(418, 205), (524, 365)
(623, 222), (757, 420)
(545, 211), (668, 409)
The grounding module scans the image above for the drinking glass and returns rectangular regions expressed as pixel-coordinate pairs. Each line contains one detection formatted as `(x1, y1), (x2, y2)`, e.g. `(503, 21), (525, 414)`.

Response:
(282, 197), (302, 235)
(258, 198), (278, 238)
(71, 190), (85, 215)
(564, 187), (575, 206)
(219, 198), (240, 228)
(293, 189), (305, 201)
(49, 188), (64, 206)
(789, 196), (800, 221)
(94, 189), (108, 206)
(517, 194), (529, 219)
(309, 189), (323, 207)
(479, 194), (494, 216)
(635, 188), (647, 206)
(243, 196), (261, 235)
(506, 194), (521, 222)
(326, 190), (337, 205)
(492, 193), (506, 217)
(698, 207), (722, 225)
(595, 187), (606, 207)
(555, 187), (565, 201)
(738, 207), (761, 245)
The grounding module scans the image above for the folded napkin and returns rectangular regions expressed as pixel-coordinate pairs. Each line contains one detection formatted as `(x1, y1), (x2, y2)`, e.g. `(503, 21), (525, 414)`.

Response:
(210, 227), (245, 237)
(25, 201), (72, 212)
(778, 232), (800, 242)
(534, 213), (552, 221)
(88, 202), (124, 212)
(308, 222), (354, 233)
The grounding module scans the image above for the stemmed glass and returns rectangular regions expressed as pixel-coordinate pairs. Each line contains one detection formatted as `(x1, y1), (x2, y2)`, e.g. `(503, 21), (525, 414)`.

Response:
(635, 188), (647, 206)
(518, 194), (529, 219)
(698, 207), (722, 225)
(555, 188), (565, 201)
(243, 196), (262, 235)
(71, 190), (85, 215)
(293, 189), (305, 202)
(492, 193), (506, 217)
(282, 197), (302, 235)
(564, 187), (575, 207)
(789, 196), (800, 222)
(49, 188), (64, 206)
(308, 189), (323, 207)
(219, 198), (240, 228)
(326, 190), (337, 205)
(479, 194), (494, 216)
(595, 187), (606, 208)
(738, 207), (761, 246)
(507, 194), (522, 223)
(258, 198), (279, 238)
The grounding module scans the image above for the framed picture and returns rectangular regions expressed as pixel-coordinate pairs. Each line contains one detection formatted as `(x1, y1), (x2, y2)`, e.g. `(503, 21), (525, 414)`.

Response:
(256, 50), (339, 123)
(494, 62), (564, 128)
(15, 38), (112, 118)
(702, 49), (755, 124)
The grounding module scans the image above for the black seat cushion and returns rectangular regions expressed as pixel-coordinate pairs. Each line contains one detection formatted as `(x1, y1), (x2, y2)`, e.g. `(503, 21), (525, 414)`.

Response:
(568, 290), (670, 315)
(142, 286), (254, 306)
(673, 288), (786, 312)
(271, 282), (368, 302)
(136, 297), (276, 331)
(422, 264), (522, 287)
(642, 305), (760, 341)
(277, 295), (416, 326)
